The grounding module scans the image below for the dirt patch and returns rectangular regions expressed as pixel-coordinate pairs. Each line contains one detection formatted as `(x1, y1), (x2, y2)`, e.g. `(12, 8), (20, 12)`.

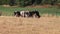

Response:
(3, 5), (18, 7)
(26, 5), (52, 8)
(3, 5), (10, 7)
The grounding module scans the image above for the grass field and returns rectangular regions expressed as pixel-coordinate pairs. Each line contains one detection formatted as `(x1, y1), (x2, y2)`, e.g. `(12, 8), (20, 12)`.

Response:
(0, 5), (60, 34)
(0, 16), (60, 34)
(0, 5), (60, 16)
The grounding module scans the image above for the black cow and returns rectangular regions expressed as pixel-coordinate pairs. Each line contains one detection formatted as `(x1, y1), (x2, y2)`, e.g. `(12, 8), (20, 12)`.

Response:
(28, 10), (40, 18)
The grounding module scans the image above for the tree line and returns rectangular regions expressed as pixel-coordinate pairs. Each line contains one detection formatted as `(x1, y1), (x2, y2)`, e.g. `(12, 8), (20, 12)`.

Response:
(0, 0), (60, 7)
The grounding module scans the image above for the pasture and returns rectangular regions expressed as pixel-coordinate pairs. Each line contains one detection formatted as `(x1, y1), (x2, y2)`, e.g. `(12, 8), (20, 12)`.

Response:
(0, 5), (60, 16)
(0, 5), (60, 34)
(0, 16), (60, 34)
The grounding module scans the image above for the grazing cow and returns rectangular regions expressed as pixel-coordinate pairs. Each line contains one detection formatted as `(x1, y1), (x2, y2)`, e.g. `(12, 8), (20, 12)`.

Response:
(28, 10), (40, 18)
(14, 11), (29, 17)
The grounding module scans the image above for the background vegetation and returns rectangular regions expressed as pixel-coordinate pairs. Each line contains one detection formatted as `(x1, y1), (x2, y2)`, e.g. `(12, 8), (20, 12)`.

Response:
(0, 5), (60, 16)
(0, 0), (60, 6)
(0, 0), (60, 16)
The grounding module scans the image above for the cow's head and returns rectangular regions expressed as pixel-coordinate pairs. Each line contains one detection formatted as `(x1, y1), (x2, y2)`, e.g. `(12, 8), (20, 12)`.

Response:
(14, 11), (20, 17)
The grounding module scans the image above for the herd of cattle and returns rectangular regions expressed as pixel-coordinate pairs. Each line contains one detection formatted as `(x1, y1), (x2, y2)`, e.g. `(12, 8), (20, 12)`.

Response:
(14, 10), (40, 18)
(0, 10), (40, 18)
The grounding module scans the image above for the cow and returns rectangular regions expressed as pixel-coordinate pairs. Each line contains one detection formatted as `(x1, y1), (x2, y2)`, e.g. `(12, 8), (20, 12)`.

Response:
(14, 11), (29, 17)
(28, 10), (40, 18)
(20, 11), (29, 17)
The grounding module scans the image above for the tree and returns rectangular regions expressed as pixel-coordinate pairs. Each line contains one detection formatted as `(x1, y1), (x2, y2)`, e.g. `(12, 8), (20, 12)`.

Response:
(9, 0), (16, 6)
(0, 0), (2, 5)
(51, 0), (57, 5)
(34, 0), (42, 5)
(19, 0), (32, 7)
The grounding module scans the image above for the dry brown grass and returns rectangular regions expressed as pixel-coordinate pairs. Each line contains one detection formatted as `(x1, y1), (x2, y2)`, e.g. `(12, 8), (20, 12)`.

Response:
(0, 16), (60, 34)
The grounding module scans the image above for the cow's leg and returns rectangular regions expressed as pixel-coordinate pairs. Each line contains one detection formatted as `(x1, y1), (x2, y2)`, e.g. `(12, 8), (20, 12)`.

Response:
(24, 14), (27, 17)
(24, 12), (29, 18)
(32, 12), (40, 18)
(36, 13), (40, 18)
(32, 14), (36, 18)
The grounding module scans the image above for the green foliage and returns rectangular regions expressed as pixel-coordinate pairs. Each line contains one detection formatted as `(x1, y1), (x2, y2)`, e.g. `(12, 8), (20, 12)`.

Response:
(57, 0), (60, 3)
(41, 0), (53, 4)
(0, 0), (9, 5)
(9, 0), (16, 6)
(40, 0), (58, 5)
(33, 0), (42, 5)
(0, 0), (60, 6)
(0, 0), (3, 5)
(19, 0), (32, 7)
(0, 5), (60, 16)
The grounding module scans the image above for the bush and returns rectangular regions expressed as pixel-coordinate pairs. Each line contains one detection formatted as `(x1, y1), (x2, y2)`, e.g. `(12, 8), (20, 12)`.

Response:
(19, 0), (33, 7)
(0, 0), (2, 5)
(9, 0), (16, 6)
